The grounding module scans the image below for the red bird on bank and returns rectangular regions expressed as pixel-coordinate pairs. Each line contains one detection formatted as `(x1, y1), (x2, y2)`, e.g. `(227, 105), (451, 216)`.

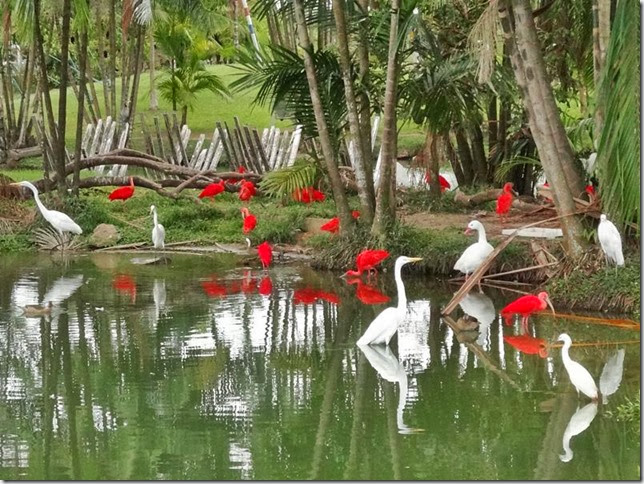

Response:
(199, 180), (225, 200)
(496, 182), (517, 222)
(241, 207), (257, 234)
(344, 249), (390, 278)
(311, 188), (325, 202)
(501, 291), (555, 332)
(239, 180), (256, 201)
(424, 172), (452, 192)
(346, 278), (391, 305)
(293, 187), (325, 203)
(503, 334), (549, 358)
(321, 217), (340, 234)
(108, 176), (135, 201)
(257, 241), (273, 270)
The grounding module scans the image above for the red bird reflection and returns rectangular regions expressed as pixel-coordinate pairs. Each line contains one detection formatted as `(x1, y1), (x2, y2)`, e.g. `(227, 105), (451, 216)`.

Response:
(293, 288), (339, 305)
(258, 276), (273, 296)
(317, 291), (340, 304)
(346, 278), (391, 305)
(112, 274), (137, 303)
(504, 335), (548, 358)
(201, 278), (228, 298)
(241, 270), (257, 294)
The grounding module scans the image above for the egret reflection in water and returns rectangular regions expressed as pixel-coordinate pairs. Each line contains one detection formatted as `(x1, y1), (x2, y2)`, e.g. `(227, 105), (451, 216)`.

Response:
(458, 291), (495, 347)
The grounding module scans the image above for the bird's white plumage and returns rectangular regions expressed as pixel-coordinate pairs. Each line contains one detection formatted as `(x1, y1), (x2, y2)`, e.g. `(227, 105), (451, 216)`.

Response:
(559, 402), (598, 463)
(356, 256), (421, 346)
(150, 205), (165, 249)
(558, 333), (599, 400)
(597, 214), (624, 266)
(16, 181), (82, 235)
(454, 220), (493, 275)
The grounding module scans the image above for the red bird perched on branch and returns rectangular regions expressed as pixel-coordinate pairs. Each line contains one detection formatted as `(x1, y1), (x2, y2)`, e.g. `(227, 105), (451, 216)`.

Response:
(239, 180), (256, 201)
(241, 207), (257, 234)
(424, 172), (451, 192)
(346, 278), (391, 305)
(109, 176), (135, 201)
(503, 335), (548, 358)
(257, 241), (272, 270)
(501, 291), (555, 332)
(199, 180), (225, 200)
(496, 182), (517, 222)
(344, 249), (390, 278)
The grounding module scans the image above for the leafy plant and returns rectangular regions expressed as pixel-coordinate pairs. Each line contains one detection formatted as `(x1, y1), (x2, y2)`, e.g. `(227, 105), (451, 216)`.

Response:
(259, 161), (320, 199)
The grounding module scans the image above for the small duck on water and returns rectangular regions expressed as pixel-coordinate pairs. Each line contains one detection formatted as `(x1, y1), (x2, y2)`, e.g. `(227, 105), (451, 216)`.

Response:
(22, 301), (53, 317)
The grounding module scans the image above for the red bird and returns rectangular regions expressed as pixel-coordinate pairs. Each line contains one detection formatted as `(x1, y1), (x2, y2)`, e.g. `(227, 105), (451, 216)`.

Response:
(199, 180), (225, 200)
(239, 180), (256, 201)
(320, 217), (340, 234)
(585, 184), (596, 202)
(112, 274), (137, 302)
(424, 172), (451, 192)
(352, 210), (361, 219)
(257, 241), (272, 270)
(293, 187), (313, 203)
(311, 188), (325, 202)
(347, 278), (390, 305)
(258, 276), (273, 296)
(496, 182), (516, 222)
(344, 249), (390, 278)
(237, 166), (247, 174)
(504, 335), (548, 358)
(241, 207), (257, 234)
(201, 279), (227, 298)
(501, 291), (555, 332)
(109, 176), (135, 201)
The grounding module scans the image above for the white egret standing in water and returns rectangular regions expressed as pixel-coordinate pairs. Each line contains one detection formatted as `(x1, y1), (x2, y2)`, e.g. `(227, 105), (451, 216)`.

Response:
(557, 333), (599, 401)
(597, 214), (624, 266)
(357, 256), (422, 346)
(150, 205), (166, 249)
(11, 181), (82, 236)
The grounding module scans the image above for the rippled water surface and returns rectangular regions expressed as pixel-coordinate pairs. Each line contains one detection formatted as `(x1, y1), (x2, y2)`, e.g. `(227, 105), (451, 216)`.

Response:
(0, 253), (639, 480)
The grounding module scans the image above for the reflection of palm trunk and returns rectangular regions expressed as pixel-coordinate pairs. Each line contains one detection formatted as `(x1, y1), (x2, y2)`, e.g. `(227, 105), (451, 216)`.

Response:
(77, 307), (98, 460)
(344, 352), (369, 479)
(383, 383), (402, 479)
(60, 313), (81, 478)
(40, 315), (60, 480)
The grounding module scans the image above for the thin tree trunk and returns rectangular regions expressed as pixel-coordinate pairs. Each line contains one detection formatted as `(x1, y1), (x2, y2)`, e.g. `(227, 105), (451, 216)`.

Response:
(469, 124), (487, 182)
(332, 0), (375, 223)
(73, 17), (88, 196)
(149, 27), (158, 110)
(96, 20), (112, 116)
(454, 128), (474, 185)
(120, 36), (132, 123)
(55, 0), (73, 196)
(372, 0), (400, 236)
(317, 0), (325, 51)
(424, 130), (441, 199)
(127, 26), (145, 127)
(356, 0), (372, 164)
(293, 0), (353, 234)
(85, 61), (102, 122)
(486, 96), (497, 182)
(17, 43), (35, 147)
(444, 132), (466, 187)
(181, 105), (188, 126)
(592, 0), (610, 139)
(109, 0), (117, 117)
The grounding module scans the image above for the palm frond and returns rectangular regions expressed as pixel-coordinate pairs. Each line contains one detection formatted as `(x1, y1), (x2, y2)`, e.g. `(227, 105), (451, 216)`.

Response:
(33, 227), (84, 252)
(133, 0), (153, 25)
(494, 155), (542, 183)
(260, 161), (320, 198)
(12, 0), (33, 43)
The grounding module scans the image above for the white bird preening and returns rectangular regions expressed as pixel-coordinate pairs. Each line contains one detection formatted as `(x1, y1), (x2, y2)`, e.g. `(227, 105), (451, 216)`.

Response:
(454, 220), (493, 290)
(150, 205), (165, 249)
(597, 214), (624, 266)
(11, 181), (82, 236)
(356, 256), (422, 346)
(559, 402), (598, 463)
(557, 333), (599, 401)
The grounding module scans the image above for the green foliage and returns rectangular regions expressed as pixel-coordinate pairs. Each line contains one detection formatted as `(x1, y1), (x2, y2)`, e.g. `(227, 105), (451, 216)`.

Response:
(401, 189), (481, 214)
(0, 233), (33, 252)
(606, 396), (640, 425)
(494, 156), (542, 184)
(259, 161), (320, 199)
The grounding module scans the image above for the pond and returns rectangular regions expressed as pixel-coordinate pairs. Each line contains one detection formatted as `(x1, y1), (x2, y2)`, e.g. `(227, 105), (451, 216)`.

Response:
(0, 253), (639, 480)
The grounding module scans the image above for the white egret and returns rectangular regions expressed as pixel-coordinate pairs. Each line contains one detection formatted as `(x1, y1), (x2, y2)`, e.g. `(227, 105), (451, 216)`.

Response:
(454, 220), (493, 289)
(150, 205), (165, 249)
(557, 333), (599, 401)
(597, 214), (624, 266)
(356, 256), (422, 346)
(559, 402), (598, 463)
(11, 181), (82, 236)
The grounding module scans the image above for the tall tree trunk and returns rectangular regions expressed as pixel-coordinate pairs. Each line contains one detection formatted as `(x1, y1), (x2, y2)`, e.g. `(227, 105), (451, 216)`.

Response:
(181, 105), (188, 126)
(499, 0), (586, 258)
(149, 28), (158, 110)
(469, 124), (487, 182)
(16, 43), (35, 147)
(486, 96), (497, 182)
(372, 0), (400, 236)
(96, 20), (112, 116)
(85, 61), (102, 122)
(127, 26), (145, 126)
(592, 0), (611, 139)
(356, 0), (373, 164)
(444, 132), (465, 187)
(73, 18), (89, 196)
(454, 128), (474, 185)
(424, 130), (441, 199)
(293, 0), (353, 234)
(109, 0), (117, 117)
(332, 0), (375, 224)
(55, 0), (73, 196)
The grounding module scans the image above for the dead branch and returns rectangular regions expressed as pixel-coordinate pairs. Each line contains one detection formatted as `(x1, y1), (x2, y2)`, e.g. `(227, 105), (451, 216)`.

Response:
(453, 188), (502, 206)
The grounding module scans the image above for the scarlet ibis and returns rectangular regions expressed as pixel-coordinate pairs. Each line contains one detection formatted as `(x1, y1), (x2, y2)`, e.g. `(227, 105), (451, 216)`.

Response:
(201, 279), (227, 297)
(241, 207), (257, 234)
(11, 181), (82, 236)
(352, 210), (361, 219)
(258, 276), (273, 296)
(198, 180), (225, 199)
(311, 188), (325, 202)
(503, 334), (548, 358)
(257, 241), (272, 270)
(320, 217), (340, 234)
(237, 165), (247, 174)
(557, 333), (599, 401)
(108, 176), (135, 201)
(344, 249), (390, 278)
(347, 278), (391, 305)
(585, 184), (596, 202)
(150, 205), (165, 249)
(112, 274), (137, 302)
(597, 214), (624, 266)
(293, 187), (313, 203)
(424, 172), (451, 192)
(496, 182), (516, 222)
(453, 220), (493, 289)
(239, 181), (256, 201)
(501, 291), (555, 331)
(357, 256), (422, 346)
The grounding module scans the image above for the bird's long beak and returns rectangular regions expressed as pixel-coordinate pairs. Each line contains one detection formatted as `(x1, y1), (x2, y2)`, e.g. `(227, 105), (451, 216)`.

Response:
(546, 297), (555, 315)
(409, 257), (423, 263)
(464, 228), (472, 235)
(9, 182), (18, 186)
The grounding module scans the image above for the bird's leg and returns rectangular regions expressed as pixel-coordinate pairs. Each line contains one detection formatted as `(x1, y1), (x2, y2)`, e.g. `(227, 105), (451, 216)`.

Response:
(521, 316), (529, 334)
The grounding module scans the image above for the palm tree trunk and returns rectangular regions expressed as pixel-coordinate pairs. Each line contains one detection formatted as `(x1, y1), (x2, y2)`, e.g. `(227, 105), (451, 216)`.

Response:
(499, 0), (586, 258)
(73, 17), (88, 196)
(16, 43), (35, 147)
(85, 61), (102, 122)
(55, 0), (73, 196)
(109, 0), (117, 117)
(424, 130), (441, 199)
(293, 0), (353, 234)
(592, 0), (611, 139)
(454, 128), (474, 185)
(127, 26), (145, 126)
(149, 27), (158, 110)
(332, 0), (375, 223)
(444, 132), (466, 187)
(356, 0), (372, 164)
(96, 20), (112, 116)
(469, 124), (487, 182)
(372, 0), (400, 236)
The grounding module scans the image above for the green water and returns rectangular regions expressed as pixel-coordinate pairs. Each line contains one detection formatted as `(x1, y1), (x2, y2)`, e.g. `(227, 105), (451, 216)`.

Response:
(0, 253), (639, 480)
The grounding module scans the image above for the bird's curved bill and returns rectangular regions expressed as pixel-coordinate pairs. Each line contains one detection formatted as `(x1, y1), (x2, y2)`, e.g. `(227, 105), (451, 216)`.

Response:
(546, 298), (555, 314)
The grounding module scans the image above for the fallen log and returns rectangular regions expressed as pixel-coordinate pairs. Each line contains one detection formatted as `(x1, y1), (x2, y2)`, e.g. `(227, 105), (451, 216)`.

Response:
(6, 146), (42, 167)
